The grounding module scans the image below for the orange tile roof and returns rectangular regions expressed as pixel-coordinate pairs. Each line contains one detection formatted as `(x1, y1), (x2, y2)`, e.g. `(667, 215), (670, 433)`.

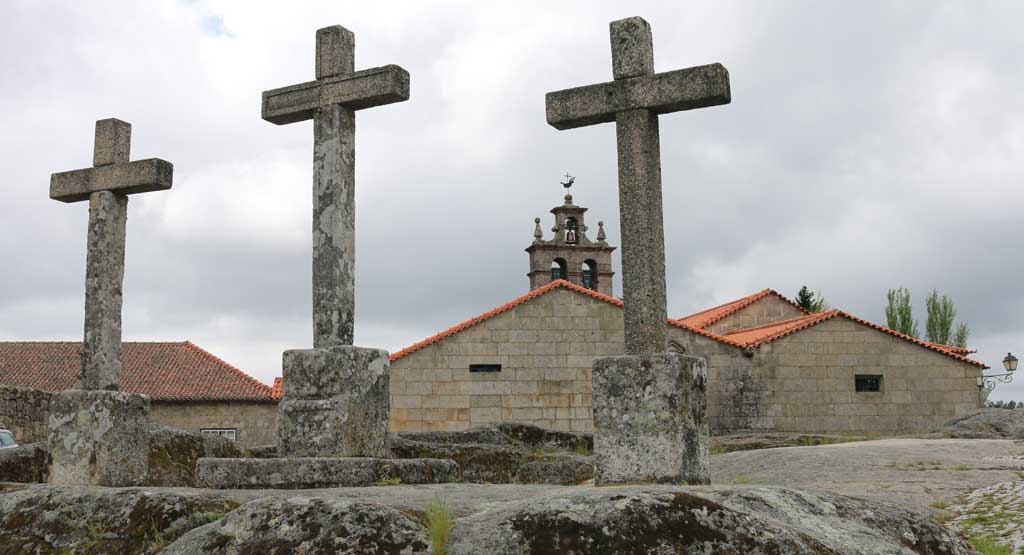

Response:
(675, 289), (808, 329)
(272, 377), (283, 400)
(390, 280), (626, 362)
(719, 310), (987, 368)
(0, 341), (276, 401)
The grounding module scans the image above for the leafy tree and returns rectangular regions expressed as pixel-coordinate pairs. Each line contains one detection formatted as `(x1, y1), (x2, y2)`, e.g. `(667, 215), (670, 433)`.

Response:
(885, 288), (919, 338)
(796, 286), (829, 313)
(953, 322), (971, 349)
(925, 290), (956, 345)
(924, 289), (971, 348)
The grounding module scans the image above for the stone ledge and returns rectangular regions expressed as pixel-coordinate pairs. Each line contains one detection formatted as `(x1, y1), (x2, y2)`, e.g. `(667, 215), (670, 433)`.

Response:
(195, 457), (458, 489)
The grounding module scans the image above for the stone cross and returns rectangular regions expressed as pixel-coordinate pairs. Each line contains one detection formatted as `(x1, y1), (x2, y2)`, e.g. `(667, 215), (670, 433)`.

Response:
(546, 17), (730, 355)
(262, 25), (410, 349)
(50, 119), (173, 390)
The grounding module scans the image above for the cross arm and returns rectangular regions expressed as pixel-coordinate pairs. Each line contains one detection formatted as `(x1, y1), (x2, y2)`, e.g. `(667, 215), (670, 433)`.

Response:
(262, 65), (410, 125)
(50, 159), (174, 203)
(545, 63), (730, 130)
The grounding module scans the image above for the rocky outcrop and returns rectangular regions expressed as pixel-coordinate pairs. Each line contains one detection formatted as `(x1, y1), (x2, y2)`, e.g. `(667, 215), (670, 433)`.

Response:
(164, 497), (431, 554)
(0, 444), (47, 483)
(0, 484), (970, 554)
(448, 487), (972, 554)
(146, 425), (244, 487)
(943, 409), (1024, 439)
(1, 425), (246, 487)
(390, 422), (594, 484)
(0, 486), (239, 554)
(196, 457), (459, 489)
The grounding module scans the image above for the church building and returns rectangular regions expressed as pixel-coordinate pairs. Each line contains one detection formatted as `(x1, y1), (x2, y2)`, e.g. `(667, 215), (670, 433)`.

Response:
(387, 187), (985, 435)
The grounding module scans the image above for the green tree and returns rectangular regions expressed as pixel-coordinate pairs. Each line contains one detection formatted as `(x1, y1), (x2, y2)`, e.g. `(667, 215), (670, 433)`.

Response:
(925, 290), (956, 345)
(953, 322), (971, 349)
(796, 286), (829, 313)
(924, 290), (971, 347)
(885, 288), (919, 338)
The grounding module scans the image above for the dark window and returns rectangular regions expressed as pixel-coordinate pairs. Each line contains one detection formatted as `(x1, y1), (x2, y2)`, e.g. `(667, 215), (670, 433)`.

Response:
(582, 259), (598, 290)
(855, 375), (882, 392)
(550, 258), (567, 281)
(469, 364), (502, 373)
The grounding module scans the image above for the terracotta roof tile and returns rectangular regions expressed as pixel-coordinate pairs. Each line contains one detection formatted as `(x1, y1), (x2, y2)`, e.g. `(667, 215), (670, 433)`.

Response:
(272, 377), (283, 400)
(720, 310), (987, 368)
(0, 341), (275, 401)
(675, 289), (808, 329)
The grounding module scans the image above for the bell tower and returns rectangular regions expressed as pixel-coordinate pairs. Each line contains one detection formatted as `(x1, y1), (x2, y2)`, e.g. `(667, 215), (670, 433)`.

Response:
(526, 174), (615, 296)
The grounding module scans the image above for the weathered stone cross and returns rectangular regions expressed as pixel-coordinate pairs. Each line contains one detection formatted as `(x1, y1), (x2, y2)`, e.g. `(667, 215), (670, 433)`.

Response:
(262, 26), (410, 349)
(546, 17), (730, 355)
(50, 119), (173, 390)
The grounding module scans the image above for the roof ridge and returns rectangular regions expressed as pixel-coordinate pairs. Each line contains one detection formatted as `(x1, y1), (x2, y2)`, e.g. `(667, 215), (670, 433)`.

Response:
(667, 319), (747, 348)
(390, 280), (622, 362)
(181, 341), (274, 395)
(833, 311), (987, 368)
(721, 310), (836, 336)
(676, 288), (809, 329)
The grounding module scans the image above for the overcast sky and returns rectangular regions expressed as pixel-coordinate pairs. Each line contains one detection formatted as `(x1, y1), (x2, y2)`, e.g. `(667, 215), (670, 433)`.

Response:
(3, 1), (1023, 400)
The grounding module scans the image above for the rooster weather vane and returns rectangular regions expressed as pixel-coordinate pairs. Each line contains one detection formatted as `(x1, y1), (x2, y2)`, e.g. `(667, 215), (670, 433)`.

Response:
(560, 172), (575, 189)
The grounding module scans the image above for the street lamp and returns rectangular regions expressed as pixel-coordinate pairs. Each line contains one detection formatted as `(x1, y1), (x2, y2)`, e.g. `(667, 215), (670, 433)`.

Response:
(978, 352), (1017, 391)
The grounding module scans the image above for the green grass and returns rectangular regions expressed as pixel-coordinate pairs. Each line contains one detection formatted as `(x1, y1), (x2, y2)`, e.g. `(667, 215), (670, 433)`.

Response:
(929, 501), (952, 510)
(574, 443), (592, 457)
(375, 477), (403, 486)
(731, 475), (756, 485)
(425, 497), (455, 555)
(970, 535), (1013, 555)
(709, 445), (727, 456)
(952, 465), (973, 471)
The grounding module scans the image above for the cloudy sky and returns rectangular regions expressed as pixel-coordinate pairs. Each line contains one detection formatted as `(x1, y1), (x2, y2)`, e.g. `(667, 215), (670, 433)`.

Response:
(3, 1), (1023, 399)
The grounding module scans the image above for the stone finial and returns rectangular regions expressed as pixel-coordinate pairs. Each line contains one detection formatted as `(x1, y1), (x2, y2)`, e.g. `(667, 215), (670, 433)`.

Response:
(564, 193), (573, 205)
(533, 217), (543, 241)
(597, 221), (607, 242)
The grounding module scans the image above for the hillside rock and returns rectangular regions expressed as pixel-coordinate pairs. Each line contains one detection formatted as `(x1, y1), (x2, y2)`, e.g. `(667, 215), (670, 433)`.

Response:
(943, 409), (1024, 439)
(448, 486), (972, 555)
(0, 486), (239, 554)
(146, 425), (244, 487)
(390, 422), (593, 484)
(164, 497), (431, 554)
(0, 444), (47, 483)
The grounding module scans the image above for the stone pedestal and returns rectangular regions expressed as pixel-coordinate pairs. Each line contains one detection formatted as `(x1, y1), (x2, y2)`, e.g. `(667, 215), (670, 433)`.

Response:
(47, 389), (150, 486)
(592, 353), (708, 485)
(278, 345), (389, 457)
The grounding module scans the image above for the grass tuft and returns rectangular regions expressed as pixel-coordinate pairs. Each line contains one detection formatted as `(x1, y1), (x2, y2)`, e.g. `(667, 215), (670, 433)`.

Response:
(425, 497), (455, 555)
(375, 477), (403, 486)
(969, 535), (1012, 555)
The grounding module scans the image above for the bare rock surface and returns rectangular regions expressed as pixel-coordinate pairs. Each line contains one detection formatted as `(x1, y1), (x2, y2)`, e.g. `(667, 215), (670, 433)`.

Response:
(0, 444), (47, 483)
(711, 438), (1024, 513)
(942, 408), (1024, 439)
(0, 485), (239, 554)
(390, 422), (594, 484)
(146, 425), (244, 487)
(164, 496), (431, 555)
(0, 482), (970, 554)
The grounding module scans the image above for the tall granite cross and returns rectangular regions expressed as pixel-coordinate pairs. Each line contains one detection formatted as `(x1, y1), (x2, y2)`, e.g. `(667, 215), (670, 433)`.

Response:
(546, 17), (731, 485)
(262, 25), (409, 348)
(546, 17), (730, 355)
(50, 119), (174, 390)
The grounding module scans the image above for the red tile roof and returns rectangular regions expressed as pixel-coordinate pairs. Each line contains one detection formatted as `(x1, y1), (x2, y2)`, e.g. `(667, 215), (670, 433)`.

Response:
(675, 289), (808, 329)
(719, 310), (987, 368)
(272, 377), (283, 400)
(0, 341), (276, 401)
(391, 280), (624, 362)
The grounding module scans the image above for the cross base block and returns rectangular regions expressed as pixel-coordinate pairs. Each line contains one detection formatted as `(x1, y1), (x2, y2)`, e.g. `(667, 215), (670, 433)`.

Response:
(592, 353), (709, 485)
(278, 345), (390, 457)
(47, 389), (150, 486)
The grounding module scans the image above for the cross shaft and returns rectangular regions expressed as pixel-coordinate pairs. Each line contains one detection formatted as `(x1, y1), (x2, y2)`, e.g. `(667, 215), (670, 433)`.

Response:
(50, 119), (174, 390)
(545, 17), (731, 355)
(262, 25), (410, 349)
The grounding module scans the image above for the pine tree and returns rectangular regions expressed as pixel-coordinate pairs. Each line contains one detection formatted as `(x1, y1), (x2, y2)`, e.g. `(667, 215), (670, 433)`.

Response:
(796, 286), (829, 313)
(885, 288), (919, 338)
